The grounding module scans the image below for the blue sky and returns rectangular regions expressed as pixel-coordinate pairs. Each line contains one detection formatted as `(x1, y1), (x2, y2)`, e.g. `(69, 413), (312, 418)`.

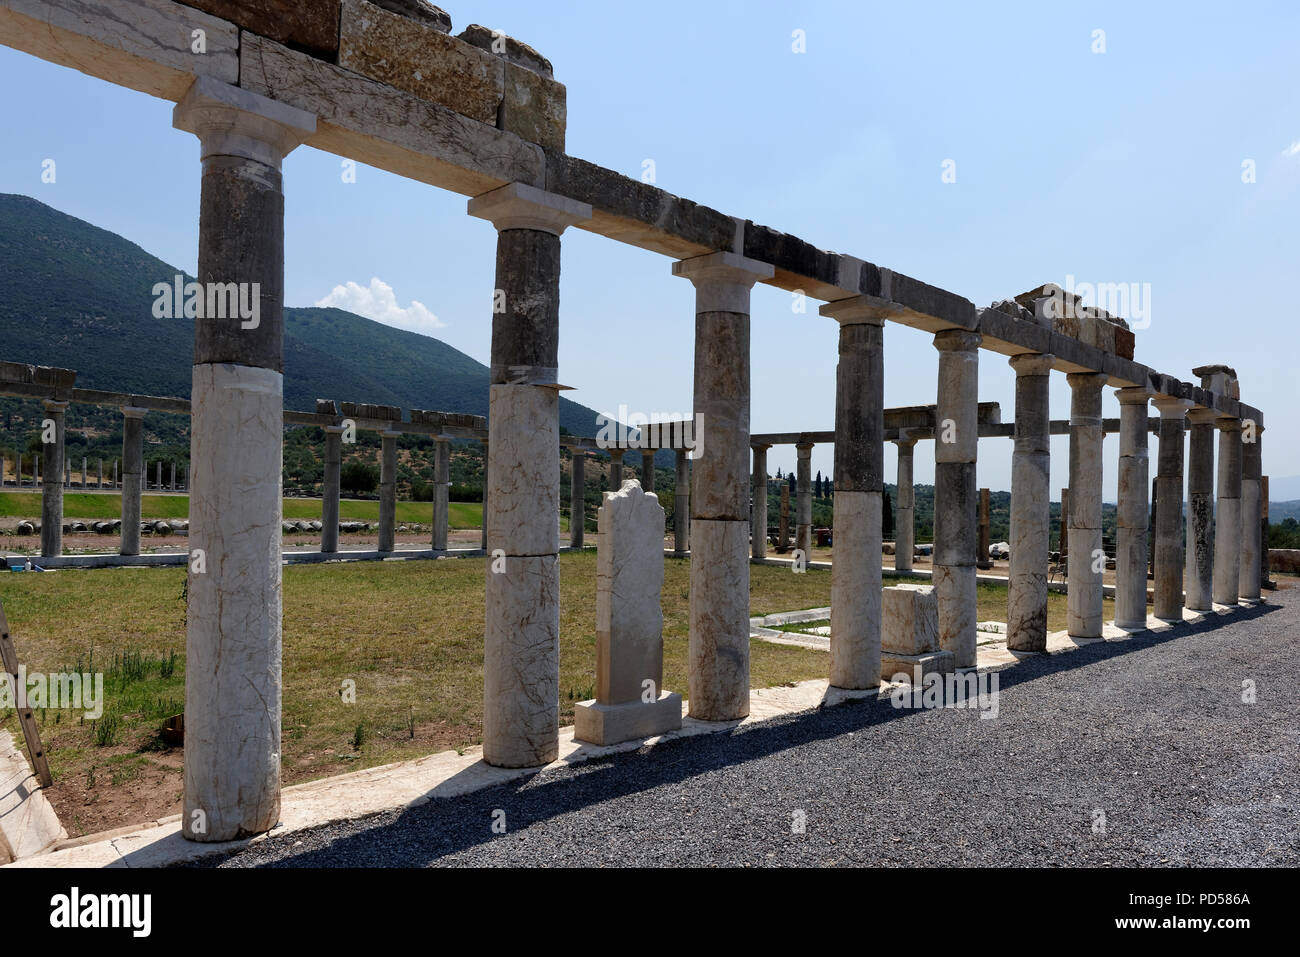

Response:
(2, 0), (1296, 499)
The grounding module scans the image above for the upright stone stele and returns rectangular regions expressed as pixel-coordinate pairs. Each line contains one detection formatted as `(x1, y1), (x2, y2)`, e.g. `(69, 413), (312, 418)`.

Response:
(1007, 353), (1053, 651)
(673, 251), (772, 721)
(574, 479), (682, 745)
(1183, 408), (1217, 612)
(1152, 395), (1193, 621)
(40, 399), (67, 558)
(174, 76), (315, 841)
(1114, 388), (1153, 628)
(469, 182), (591, 767)
(932, 329), (981, 668)
(1066, 372), (1107, 639)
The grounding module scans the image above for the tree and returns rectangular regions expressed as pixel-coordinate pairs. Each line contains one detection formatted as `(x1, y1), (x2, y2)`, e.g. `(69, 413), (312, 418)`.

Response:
(815, 470), (823, 499)
(788, 472), (796, 492)
(340, 460), (379, 496)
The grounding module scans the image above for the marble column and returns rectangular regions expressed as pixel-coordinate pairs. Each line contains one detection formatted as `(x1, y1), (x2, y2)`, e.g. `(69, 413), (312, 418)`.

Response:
(156, 461), (163, 491)
(81, 456), (88, 489)
(1152, 395), (1192, 621)
(750, 444), (770, 560)
(479, 439), (489, 551)
(14, 453), (20, 487)
(795, 441), (813, 557)
(674, 448), (690, 556)
(432, 437), (451, 551)
(977, 488), (992, 569)
(120, 409), (145, 558)
(893, 433), (917, 572)
(378, 429), (399, 553)
(170, 460), (177, 491)
(932, 329), (981, 668)
(112, 459), (118, 489)
(1066, 372), (1107, 639)
(639, 447), (655, 494)
(568, 450), (585, 548)
(97, 458), (103, 489)
(609, 447), (624, 489)
(1241, 428), (1262, 601)
(820, 298), (885, 689)
(321, 424), (344, 554)
(778, 483), (790, 551)
(1007, 353), (1053, 651)
(174, 76), (314, 841)
(672, 251), (773, 721)
(40, 399), (67, 558)
(1114, 388), (1154, 628)
(1212, 416), (1242, 606)
(1183, 408), (1217, 611)
(469, 182), (591, 767)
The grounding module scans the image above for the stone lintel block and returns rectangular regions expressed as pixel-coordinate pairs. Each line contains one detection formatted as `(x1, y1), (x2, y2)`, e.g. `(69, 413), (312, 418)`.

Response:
(742, 222), (845, 292)
(574, 692), (682, 747)
(881, 584), (939, 655)
(458, 23), (553, 77)
(1114, 324), (1136, 360)
(174, 75), (316, 167)
(882, 650), (956, 683)
(339, 0), (503, 125)
(500, 62), (566, 151)
(32, 366), (76, 390)
(469, 181), (591, 235)
(486, 384), (559, 556)
(0, 0), (239, 102)
(179, 0), (341, 58)
(315, 398), (339, 415)
(0, 731), (68, 862)
(0, 361), (35, 385)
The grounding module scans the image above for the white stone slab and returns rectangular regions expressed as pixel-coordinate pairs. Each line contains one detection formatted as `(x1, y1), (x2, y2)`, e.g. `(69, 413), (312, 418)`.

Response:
(0, 731), (66, 863)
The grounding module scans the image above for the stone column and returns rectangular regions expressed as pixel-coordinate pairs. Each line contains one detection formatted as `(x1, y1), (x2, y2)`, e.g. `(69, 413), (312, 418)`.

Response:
(80, 456), (87, 489)
(170, 460), (177, 491)
(479, 439), (489, 550)
(155, 461), (163, 491)
(1007, 353), (1053, 651)
(432, 438), (451, 551)
(1212, 417), (1242, 606)
(977, 488), (992, 569)
(1114, 388), (1154, 628)
(1066, 372), (1107, 639)
(14, 453), (20, 487)
(795, 442), (813, 557)
(378, 429), (399, 553)
(568, 450), (585, 548)
(97, 458), (103, 489)
(469, 182), (591, 767)
(174, 77), (314, 841)
(821, 298), (885, 689)
(112, 459), (118, 489)
(64, 460), (71, 488)
(639, 448), (655, 494)
(320, 425), (344, 554)
(1183, 408), (1217, 611)
(893, 433), (917, 572)
(932, 329), (981, 668)
(778, 483), (790, 550)
(672, 251), (773, 721)
(1152, 395), (1192, 621)
(121, 459), (141, 552)
(750, 444), (769, 560)
(609, 448), (624, 489)
(1240, 426), (1263, 601)
(40, 399), (68, 558)
(673, 448), (690, 556)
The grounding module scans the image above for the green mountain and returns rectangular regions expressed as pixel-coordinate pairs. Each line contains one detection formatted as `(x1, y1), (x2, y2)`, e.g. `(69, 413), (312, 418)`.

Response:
(0, 192), (605, 433)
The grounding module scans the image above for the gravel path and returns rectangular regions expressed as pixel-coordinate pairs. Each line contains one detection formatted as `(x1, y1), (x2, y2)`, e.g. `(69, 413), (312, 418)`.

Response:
(209, 588), (1300, 867)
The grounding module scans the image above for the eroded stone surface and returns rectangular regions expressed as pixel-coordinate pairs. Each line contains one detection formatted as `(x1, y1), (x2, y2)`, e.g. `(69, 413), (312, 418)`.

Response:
(485, 384), (559, 556)
(687, 519), (750, 720)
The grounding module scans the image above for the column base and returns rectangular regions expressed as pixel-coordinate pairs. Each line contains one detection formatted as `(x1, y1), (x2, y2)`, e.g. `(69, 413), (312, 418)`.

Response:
(574, 692), (682, 746)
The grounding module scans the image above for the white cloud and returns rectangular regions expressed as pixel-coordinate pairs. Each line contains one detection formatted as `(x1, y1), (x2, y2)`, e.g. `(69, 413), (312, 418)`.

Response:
(1284, 141), (1300, 158)
(314, 277), (445, 333)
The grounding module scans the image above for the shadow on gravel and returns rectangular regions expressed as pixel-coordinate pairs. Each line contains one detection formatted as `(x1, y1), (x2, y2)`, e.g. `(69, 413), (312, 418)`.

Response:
(218, 601), (1281, 867)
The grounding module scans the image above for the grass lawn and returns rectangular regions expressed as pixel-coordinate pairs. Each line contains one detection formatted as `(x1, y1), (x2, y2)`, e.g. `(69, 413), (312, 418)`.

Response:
(0, 552), (833, 836)
(0, 491), (483, 528)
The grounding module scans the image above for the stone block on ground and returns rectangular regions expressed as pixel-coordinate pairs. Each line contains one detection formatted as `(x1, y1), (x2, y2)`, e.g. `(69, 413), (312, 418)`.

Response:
(882, 583), (939, 655)
(0, 730), (67, 863)
(881, 650), (956, 683)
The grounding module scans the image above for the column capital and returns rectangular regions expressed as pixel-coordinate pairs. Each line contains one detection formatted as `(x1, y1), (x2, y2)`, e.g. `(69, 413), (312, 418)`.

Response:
(750, 442), (772, 453)
(41, 399), (69, 413)
(121, 406), (147, 419)
(1185, 407), (1218, 425)
(173, 76), (315, 169)
(323, 424), (348, 435)
(381, 429), (403, 439)
(1066, 370), (1109, 392)
(1115, 386), (1154, 405)
(467, 182), (591, 236)
(818, 295), (889, 325)
(672, 251), (773, 313)
(1008, 352), (1055, 375)
(1152, 395), (1194, 417)
(892, 430), (919, 451)
(1214, 415), (1242, 432)
(796, 441), (814, 454)
(932, 328), (981, 352)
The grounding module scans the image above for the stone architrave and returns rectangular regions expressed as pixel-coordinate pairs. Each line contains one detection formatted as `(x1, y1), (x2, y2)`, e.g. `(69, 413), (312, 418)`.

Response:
(575, 479), (682, 745)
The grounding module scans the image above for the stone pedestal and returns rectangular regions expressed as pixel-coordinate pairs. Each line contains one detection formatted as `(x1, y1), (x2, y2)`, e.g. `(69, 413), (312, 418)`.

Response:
(174, 76), (314, 842)
(1152, 395), (1192, 621)
(40, 399), (67, 558)
(751, 444), (769, 560)
(575, 479), (682, 745)
(1114, 388), (1153, 628)
(1066, 372), (1107, 638)
(893, 433), (917, 572)
(1212, 417), (1242, 605)
(673, 251), (772, 721)
(880, 583), (954, 679)
(1183, 409), (1217, 611)
(932, 329), (981, 668)
(470, 181), (590, 767)
(321, 423), (344, 553)
(1008, 353), (1053, 650)
(821, 298), (886, 690)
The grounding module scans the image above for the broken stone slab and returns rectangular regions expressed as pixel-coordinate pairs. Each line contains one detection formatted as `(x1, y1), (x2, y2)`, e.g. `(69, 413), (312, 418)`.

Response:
(458, 23), (553, 77)
(882, 584), (939, 655)
(372, 0), (450, 31)
(178, 0), (341, 58)
(0, 730), (67, 863)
